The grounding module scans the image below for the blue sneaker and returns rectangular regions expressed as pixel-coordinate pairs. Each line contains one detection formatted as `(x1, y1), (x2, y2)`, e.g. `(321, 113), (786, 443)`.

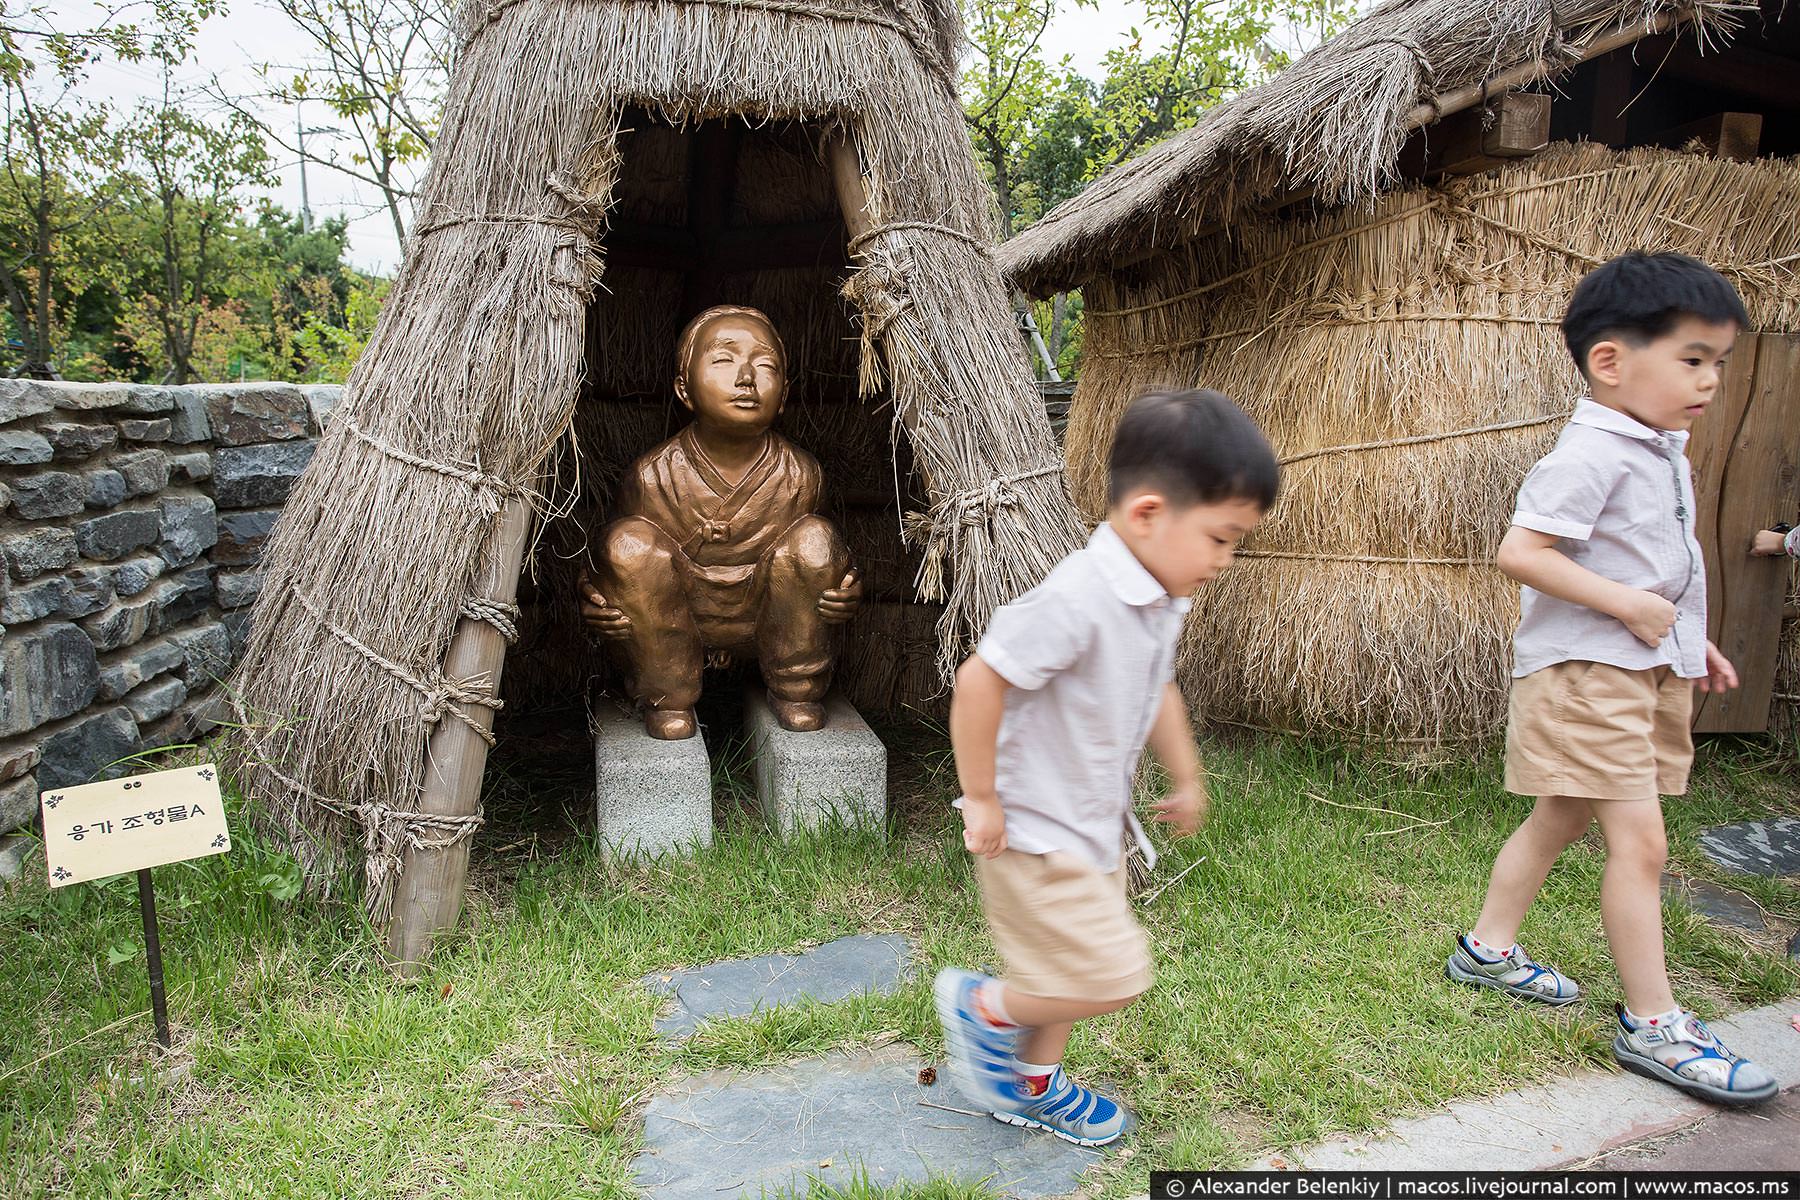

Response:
(1613, 1007), (1779, 1106)
(932, 968), (1022, 1110)
(993, 1066), (1130, 1146)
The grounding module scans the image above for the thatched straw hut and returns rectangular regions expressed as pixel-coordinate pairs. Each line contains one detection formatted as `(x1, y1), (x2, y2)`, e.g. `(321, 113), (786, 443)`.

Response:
(1002, 0), (1800, 749)
(228, 0), (1084, 957)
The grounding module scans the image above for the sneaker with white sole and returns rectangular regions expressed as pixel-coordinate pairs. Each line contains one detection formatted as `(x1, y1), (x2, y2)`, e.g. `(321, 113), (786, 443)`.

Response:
(993, 1066), (1130, 1147)
(1613, 1007), (1779, 1106)
(1445, 935), (1581, 1005)
(932, 968), (1024, 1111)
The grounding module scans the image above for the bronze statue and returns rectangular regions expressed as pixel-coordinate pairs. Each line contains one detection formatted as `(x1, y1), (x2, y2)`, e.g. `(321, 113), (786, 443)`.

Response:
(579, 306), (862, 739)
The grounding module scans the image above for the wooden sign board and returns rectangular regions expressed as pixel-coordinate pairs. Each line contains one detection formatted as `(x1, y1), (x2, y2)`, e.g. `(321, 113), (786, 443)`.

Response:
(40, 764), (230, 888)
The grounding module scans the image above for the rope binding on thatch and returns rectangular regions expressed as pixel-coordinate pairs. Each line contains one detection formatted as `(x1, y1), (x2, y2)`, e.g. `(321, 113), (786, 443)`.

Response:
(462, 0), (960, 97)
(1276, 411), (1571, 466)
(336, 412), (525, 517)
(459, 599), (523, 643)
(293, 587), (505, 746)
(849, 221), (993, 258)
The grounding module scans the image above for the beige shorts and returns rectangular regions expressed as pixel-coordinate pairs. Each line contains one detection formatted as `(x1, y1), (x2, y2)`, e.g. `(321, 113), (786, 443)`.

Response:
(973, 848), (1152, 1003)
(1504, 660), (1694, 801)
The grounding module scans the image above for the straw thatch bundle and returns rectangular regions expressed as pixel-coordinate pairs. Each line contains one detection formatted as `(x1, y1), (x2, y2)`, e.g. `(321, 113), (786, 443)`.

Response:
(227, 0), (1083, 914)
(1067, 142), (1800, 743)
(1001, 0), (1753, 296)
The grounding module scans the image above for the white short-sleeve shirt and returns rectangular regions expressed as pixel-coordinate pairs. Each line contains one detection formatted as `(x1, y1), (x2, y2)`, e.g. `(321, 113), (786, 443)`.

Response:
(959, 521), (1190, 874)
(1510, 398), (1708, 679)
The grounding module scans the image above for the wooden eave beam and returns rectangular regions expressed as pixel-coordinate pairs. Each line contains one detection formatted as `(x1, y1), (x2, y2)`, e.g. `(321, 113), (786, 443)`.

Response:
(1080, 8), (1692, 290)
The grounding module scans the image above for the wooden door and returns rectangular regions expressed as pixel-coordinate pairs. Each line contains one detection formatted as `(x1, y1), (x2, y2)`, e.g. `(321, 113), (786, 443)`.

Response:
(1687, 333), (1800, 732)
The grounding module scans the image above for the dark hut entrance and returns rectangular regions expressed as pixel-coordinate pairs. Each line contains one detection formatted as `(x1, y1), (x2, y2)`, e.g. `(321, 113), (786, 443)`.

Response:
(502, 114), (939, 731)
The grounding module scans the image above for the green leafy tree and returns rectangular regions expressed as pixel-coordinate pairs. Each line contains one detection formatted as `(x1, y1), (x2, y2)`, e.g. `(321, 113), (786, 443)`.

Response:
(292, 278), (386, 382)
(0, 0), (219, 376)
(961, 0), (1358, 374)
(116, 61), (274, 383)
(229, 0), (451, 249)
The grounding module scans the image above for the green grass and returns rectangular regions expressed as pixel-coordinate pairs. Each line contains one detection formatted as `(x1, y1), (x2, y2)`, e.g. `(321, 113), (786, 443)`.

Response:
(1, 726), (1795, 1198)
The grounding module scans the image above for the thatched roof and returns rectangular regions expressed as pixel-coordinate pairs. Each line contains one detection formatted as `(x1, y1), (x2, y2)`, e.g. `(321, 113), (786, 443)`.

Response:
(1001, 0), (1751, 295)
(228, 0), (1083, 923)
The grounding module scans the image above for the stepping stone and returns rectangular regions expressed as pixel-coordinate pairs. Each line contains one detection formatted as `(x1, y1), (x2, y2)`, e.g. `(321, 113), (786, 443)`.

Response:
(645, 934), (909, 1037)
(745, 689), (886, 835)
(631, 1044), (1099, 1198)
(594, 699), (712, 859)
(1788, 928), (1800, 961)
(1697, 817), (1800, 877)
(1661, 874), (1765, 931)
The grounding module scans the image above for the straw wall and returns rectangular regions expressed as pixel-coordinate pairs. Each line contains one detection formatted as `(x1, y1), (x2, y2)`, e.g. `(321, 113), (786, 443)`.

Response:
(1070, 142), (1800, 744)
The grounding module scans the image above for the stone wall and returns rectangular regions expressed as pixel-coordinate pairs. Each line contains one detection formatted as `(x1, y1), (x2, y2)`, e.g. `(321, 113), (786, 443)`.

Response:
(0, 380), (341, 878)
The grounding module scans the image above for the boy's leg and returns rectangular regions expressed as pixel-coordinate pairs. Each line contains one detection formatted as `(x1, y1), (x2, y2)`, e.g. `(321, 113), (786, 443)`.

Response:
(1586, 797), (1674, 1015)
(1596, 793), (1780, 1105)
(1448, 794), (1589, 1004)
(1471, 794), (1594, 948)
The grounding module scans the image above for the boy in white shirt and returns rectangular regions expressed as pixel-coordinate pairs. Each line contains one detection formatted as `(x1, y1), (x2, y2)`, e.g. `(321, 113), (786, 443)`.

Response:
(934, 389), (1280, 1145)
(1449, 251), (1777, 1106)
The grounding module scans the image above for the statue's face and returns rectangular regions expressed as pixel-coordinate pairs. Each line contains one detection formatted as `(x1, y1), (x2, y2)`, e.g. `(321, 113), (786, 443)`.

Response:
(676, 313), (787, 435)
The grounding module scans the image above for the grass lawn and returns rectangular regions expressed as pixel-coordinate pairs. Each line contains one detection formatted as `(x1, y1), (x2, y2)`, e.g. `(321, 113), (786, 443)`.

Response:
(2, 720), (1796, 1199)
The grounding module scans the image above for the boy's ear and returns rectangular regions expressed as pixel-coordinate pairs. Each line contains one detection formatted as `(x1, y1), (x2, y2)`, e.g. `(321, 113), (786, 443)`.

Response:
(1122, 490), (1165, 530)
(673, 374), (693, 411)
(1585, 339), (1624, 388)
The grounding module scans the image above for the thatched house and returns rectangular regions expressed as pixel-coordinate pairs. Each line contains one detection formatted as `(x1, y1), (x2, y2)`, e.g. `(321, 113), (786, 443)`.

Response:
(227, 0), (1084, 958)
(1002, 0), (1800, 749)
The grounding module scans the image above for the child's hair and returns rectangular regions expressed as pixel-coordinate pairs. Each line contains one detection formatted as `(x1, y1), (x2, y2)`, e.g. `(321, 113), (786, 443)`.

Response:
(676, 304), (788, 375)
(1107, 389), (1280, 510)
(1562, 252), (1748, 376)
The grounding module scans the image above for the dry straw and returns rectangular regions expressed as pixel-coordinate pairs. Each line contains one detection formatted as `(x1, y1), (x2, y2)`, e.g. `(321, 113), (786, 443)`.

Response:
(999, 0), (1755, 295)
(1064, 143), (1800, 744)
(227, 0), (1082, 916)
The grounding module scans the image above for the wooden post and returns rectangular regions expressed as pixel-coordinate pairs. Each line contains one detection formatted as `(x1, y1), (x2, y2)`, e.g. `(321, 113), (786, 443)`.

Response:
(386, 496), (534, 971)
(1654, 112), (1763, 162)
(1430, 92), (1552, 177)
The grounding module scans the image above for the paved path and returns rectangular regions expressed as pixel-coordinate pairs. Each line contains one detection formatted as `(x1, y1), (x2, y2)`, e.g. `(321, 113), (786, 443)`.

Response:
(1259, 997), (1800, 1171)
(1587, 1087), (1800, 1170)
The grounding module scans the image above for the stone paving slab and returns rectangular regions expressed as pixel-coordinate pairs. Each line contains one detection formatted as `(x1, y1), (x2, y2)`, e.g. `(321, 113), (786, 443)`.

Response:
(1662, 874), (1766, 931)
(1257, 996), (1800, 1171)
(632, 1045), (1102, 1198)
(645, 934), (910, 1037)
(1699, 817), (1800, 877)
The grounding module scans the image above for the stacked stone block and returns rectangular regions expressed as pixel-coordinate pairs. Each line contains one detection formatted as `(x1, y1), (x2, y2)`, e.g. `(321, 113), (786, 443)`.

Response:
(0, 380), (341, 877)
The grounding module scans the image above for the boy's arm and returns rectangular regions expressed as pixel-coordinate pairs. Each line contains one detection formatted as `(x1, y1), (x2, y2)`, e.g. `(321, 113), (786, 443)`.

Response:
(1494, 525), (1676, 647)
(1145, 682), (1208, 837)
(949, 654), (1010, 858)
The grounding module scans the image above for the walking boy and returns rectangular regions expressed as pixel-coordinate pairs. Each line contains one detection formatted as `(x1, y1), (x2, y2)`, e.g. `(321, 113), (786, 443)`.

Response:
(934, 389), (1280, 1145)
(1448, 252), (1778, 1105)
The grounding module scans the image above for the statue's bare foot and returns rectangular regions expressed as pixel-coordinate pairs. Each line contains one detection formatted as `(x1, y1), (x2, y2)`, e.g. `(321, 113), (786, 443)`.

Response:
(767, 693), (826, 732)
(644, 707), (697, 740)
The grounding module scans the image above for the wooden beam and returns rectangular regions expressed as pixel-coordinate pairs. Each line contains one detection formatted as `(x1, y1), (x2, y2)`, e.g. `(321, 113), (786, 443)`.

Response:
(1417, 91), (1552, 178)
(1655, 111), (1764, 161)
(1588, 49), (1634, 147)
(1095, 11), (1694, 284)
(386, 496), (535, 972)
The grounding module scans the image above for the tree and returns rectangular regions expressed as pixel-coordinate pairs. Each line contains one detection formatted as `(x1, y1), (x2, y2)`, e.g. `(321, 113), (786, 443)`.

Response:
(117, 61), (273, 383)
(234, 0), (452, 249)
(0, 0), (216, 376)
(960, 0), (1359, 373)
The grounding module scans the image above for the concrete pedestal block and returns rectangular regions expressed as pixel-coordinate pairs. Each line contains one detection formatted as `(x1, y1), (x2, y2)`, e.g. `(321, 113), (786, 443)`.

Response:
(593, 701), (713, 859)
(744, 690), (886, 835)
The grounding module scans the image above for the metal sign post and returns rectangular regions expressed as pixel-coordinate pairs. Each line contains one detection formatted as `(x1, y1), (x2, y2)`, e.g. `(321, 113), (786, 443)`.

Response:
(136, 868), (172, 1049)
(42, 763), (231, 1051)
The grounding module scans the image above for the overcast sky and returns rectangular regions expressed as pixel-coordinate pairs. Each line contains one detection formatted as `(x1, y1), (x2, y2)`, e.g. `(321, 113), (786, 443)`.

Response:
(72, 0), (1325, 277)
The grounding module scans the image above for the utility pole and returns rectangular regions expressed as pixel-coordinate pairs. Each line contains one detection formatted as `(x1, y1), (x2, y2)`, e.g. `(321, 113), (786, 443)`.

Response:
(297, 106), (312, 232)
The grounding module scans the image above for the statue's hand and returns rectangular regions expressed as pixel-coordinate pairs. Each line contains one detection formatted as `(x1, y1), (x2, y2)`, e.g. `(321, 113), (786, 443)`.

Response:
(578, 573), (632, 641)
(818, 566), (863, 625)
